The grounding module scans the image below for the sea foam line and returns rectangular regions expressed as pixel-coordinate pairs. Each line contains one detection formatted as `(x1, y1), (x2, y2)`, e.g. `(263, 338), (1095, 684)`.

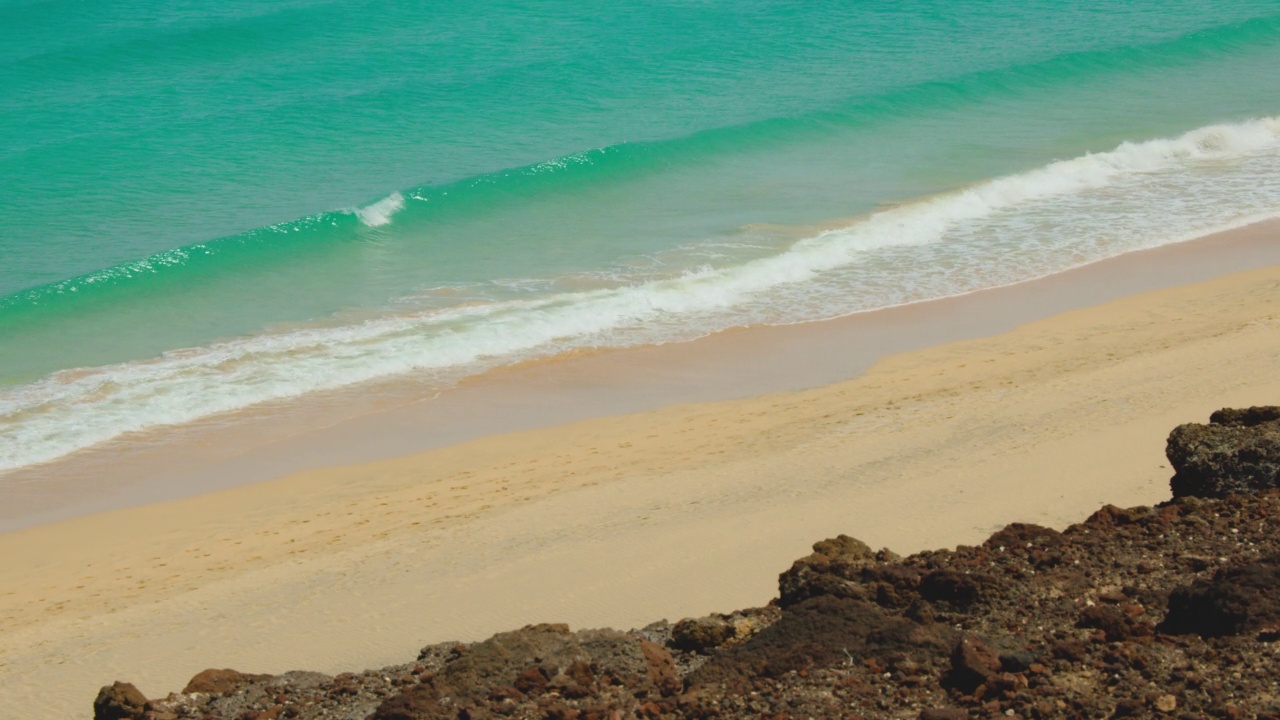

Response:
(2, 117), (1279, 472)
(352, 192), (406, 227)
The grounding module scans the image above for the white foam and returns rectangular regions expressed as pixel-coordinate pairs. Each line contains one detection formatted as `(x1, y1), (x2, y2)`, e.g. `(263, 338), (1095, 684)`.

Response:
(353, 191), (406, 227)
(3, 117), (1280, 471)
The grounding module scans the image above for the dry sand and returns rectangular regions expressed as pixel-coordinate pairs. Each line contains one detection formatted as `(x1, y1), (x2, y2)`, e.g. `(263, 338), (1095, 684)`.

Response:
(3, 236), (1280, 718)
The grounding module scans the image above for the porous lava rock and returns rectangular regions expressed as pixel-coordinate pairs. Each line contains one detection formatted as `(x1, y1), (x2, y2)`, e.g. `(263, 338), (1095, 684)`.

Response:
(1159, 556), (1280, 638)
(92, 409), (1280, 720)
(93, 682), (148, 720)
(669, 615), (736, 653)
(687, 595), (948, 689)
(182, 668), (274, 694)
(1167, 405), (1280, 498)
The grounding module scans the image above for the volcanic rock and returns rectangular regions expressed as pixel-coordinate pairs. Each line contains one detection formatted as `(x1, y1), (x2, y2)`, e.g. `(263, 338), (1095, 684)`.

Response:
(183, 668), (273, 695)
(92, 409), (1280, 720)
(1159, 556), (1280, 637)
(670, 615), (736, 653)
(93, 682), (148, 720)
(1167, 406), (1280, 498)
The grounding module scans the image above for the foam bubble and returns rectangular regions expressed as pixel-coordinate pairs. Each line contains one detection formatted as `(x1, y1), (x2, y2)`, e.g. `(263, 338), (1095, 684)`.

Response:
(2, 117), (1280, 471)
(353, 192), (406, 227)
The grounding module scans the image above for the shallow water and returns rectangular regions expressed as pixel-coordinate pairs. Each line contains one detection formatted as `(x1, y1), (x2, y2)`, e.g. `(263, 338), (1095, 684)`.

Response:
(3, 1), (1280, 471)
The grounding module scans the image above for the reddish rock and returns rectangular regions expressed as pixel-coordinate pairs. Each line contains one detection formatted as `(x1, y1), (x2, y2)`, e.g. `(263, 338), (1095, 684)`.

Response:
(513, 667), (549, 695)
(943, 635), (1000, 694)
(638, 639), (680, 697)
(93, 682), (148, 720)
(919, 709), (969, 720)
(671, 615), (736, 653)
(919, 569), (988, 610)
(183, 668), (273, 695)
(1077, 605), (1152, 642)
(1160, 557), (1280, 637)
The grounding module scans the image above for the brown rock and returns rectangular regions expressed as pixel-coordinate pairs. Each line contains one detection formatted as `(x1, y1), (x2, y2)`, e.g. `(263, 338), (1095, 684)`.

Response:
(689, 596), (947, 689)
(919, 569), (988, 610)
(1051, 639), (1087, 662)
(513, 667), (549, 695)
(1159, 557), (1280, 637)
(671, 615), (736, 653)
(944, 635), (1001, 694)
(919, 709), (969, 720)
(1077, 605), (1152, 642)
(368, 683), (442, 720)
(183, 668), (272, 695)
(777, 535), (879, 606)
(93, 682), (148, 720)
(1166, 408), (1280, 498)
(564, 660), (596, 688)
(639, 639), (680, 697)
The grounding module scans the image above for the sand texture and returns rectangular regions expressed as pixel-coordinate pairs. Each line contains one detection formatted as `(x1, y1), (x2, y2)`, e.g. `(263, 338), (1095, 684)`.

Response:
(3, 260), (1280, 718)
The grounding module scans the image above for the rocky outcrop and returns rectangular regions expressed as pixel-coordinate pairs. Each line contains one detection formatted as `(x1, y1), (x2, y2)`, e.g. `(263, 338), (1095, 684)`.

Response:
(93, 682), (148, 720)
(93, 408), (1280, 720)
(1167, 405), (1280, 498)
(182, 668), (274, 695)
(1159, 557), (1280, 638)
(369, 623), (684, 720)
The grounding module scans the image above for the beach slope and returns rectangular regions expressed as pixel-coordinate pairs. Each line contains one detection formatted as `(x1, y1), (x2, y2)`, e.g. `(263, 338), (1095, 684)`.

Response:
(3, 259), (1280, 718)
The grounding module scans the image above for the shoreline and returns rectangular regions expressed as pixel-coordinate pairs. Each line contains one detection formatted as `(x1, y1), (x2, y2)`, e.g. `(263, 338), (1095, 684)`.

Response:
(2, 221), (1280, 717)
(4, 218), (1280, 532)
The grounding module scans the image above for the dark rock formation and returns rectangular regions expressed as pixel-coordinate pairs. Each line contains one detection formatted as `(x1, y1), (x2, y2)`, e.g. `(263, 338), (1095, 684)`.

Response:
(183, 668), (273, 695)
(93, 682), (147, 720)
(1167, 405), (1280, 498)
(1159, 556), (1280, 638)
(688, 595), (948, 690)
(941, 635), (1001, 694)
(93, 409), (1280, 720)
(669, 615), (735, 653)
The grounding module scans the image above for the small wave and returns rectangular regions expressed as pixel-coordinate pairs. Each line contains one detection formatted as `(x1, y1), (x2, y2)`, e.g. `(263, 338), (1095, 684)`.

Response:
(353, 192), (406, 227)
(2, 117), (1279, 471)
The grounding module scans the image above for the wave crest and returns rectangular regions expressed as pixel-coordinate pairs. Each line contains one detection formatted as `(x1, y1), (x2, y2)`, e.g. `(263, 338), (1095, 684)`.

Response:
(353, 192), (406, 227)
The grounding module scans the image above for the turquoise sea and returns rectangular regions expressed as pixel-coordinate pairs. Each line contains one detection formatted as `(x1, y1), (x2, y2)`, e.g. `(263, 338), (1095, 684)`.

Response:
(3, 1), (1280, 472)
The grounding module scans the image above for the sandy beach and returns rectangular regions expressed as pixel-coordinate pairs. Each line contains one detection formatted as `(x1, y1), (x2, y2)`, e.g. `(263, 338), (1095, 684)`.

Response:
(3, 223), (1280, 718)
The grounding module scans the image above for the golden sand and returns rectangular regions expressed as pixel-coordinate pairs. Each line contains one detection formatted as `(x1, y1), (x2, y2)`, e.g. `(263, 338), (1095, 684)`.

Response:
(3, 237), (1280, 718)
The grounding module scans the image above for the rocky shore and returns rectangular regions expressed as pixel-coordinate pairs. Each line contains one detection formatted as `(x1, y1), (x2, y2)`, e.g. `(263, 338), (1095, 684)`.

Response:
(93, 407), (1280, 720)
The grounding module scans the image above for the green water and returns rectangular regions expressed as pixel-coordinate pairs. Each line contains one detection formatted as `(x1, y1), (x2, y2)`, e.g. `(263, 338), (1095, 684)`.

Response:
(2, 1), (1279, 470)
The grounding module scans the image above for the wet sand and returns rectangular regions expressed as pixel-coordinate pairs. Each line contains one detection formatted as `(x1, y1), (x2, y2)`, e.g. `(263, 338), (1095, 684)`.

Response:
(2, 221), (1280, 718)
(4, 220), (1280, 532)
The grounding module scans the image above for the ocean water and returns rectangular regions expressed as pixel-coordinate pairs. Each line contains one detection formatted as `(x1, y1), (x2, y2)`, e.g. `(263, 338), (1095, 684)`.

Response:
(2, 1), (1280, 472)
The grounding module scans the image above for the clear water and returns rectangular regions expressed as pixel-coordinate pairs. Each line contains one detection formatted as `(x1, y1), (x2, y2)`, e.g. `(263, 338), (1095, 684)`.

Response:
(3, 1), (1280, 471)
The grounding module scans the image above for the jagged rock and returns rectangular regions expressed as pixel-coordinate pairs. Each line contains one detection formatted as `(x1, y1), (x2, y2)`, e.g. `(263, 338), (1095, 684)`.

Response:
(370, 623), (670, 718)
(777, 534), (877, 606)
(671, 615), (736, 653)
(1167, 406), (1280, 498)
(367, 686), (438, 720)
(638, 639), (680, 696)
(93, 682), (148, 720)
(182, 668), (273, 694)
(687, 595), (948, 689)
(777, 534), (919, 609)
(983, 522), (1062, 550)
(1077, 604), (1153, 641)
(1159, 557), (1280, 637)
(90, 412), (1280, 720)
(1210, 406), (1280, 426)
(512, 666), (548, 695)
(918, 568), (989, 610)
(942, 635), (1000, 694)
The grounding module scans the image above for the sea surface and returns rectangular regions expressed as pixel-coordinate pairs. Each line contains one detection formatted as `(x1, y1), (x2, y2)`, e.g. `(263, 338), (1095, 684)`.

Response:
(3, 1), (1280, 473)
